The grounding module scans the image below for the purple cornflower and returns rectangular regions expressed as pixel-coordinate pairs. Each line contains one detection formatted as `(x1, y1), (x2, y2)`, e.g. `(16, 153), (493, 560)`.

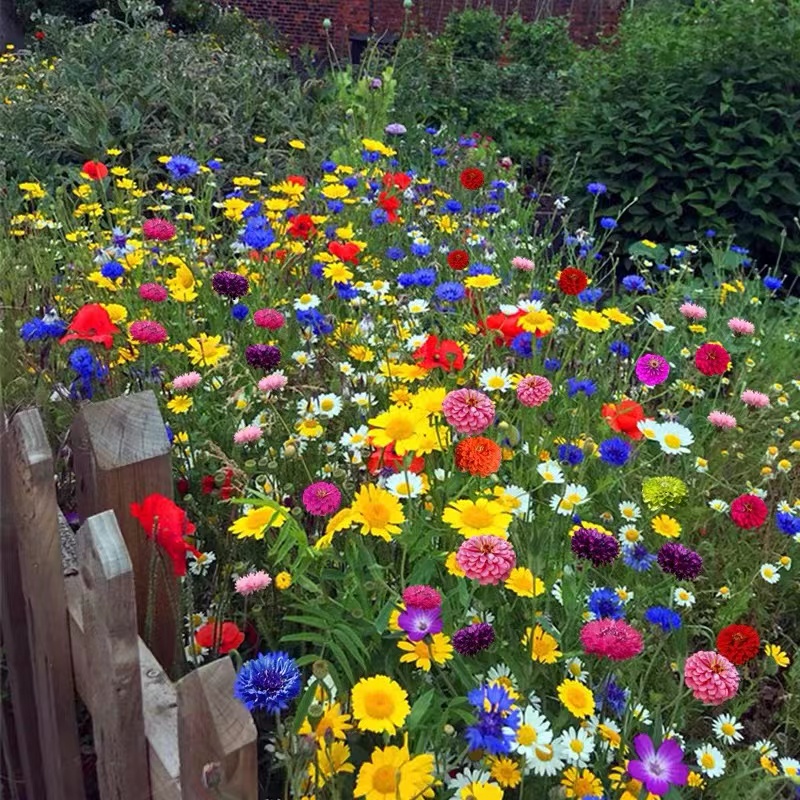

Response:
(245, 344), (281, 370)
(627, 734), (689, 796)
(452, 623), (495, 656)
(211, 270), (249, 299)
(397, 605), (442, 642)
(571, 527), (620, 566)
(657, 542), (703, 581)
(635, 353), (670, 386)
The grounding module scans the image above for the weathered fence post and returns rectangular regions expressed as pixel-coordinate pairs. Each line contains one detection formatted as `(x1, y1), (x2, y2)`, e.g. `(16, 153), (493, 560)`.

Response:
(177, 658), (258, 800)
(77, 510), (150, 800)
(72, 390), (179, 673)
(1, 410), (85, 800)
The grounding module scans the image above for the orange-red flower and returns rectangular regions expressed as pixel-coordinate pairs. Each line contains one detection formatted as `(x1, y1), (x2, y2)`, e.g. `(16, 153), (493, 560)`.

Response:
(81, 160), (108, 180)
(194, 621), (245, 654)
(130, 493), (200, 576)
(601, 399), (646, 440)
(558, 267), (588, 295)
(454, 437), (502, 477)
(328, 240), (360, 264)
(59, 303), (120, 349)
(367, 444), (425, 476)
(413, 335), (465, 372)
(460, 167), (485, 190)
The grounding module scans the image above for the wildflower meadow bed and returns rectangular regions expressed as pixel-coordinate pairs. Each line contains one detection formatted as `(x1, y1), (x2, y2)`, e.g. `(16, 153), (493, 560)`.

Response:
(5, 131), (800, 800)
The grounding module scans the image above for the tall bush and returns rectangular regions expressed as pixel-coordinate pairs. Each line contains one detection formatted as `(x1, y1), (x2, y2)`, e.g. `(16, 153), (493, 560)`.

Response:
(555, 0), (800, 265)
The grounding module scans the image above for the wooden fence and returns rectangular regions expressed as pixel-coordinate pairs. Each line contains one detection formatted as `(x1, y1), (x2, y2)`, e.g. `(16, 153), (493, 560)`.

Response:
(0, 391), (258, 800)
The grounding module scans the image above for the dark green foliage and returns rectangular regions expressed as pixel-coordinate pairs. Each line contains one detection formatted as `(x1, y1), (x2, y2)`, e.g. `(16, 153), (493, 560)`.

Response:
(555, 0), (800, 264)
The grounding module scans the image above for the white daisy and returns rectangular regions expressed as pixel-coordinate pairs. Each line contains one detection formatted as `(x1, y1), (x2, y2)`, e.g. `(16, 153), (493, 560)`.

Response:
(709, 499), (730, 513)
(550, 483), (589, 516)
(563, 657), (588, 683)
(760, 563), (780, 583)
(293, 292), (320, 311)
(339, 425), (369, 450)
(637, 418), (659, 440)
(406, 298), (429, 314)
(312, 393), (343, 418)
(780, 758), (800, 779)
(713, 714), (743, 745)
(506, 707), (553, 760)
(383, 471), (425, 499)
(646, 312), (676, 332)
(655, 421), (694, 454)
(487, 663), (517, 691)
(615, 586), (634, 604)
(753, 740), (778, 759)
(445, 767), (491, 790)
(632, 703), (652, 725)
(291, 350), (316, 367)
(673, 586), (696, 608)
(524, 740), (566, 777)
(537, 460), (565, 484)
(695, 744), (727, 778)
(557, 727), (595, 766)
(618, 501), (641, 521)
(350, 392), (375, 410)
(495, 485), (531, 518)
(618, 525), (643, 546)
(479, 367), (512, 393)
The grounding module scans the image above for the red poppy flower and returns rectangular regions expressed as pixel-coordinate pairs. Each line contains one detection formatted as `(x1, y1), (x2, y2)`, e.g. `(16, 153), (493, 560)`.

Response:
(286, 174), (307, 186)
(34, 30), (46, 40)
(558, 267), (589, 296)
(383, 171), (412, 191)
(287, 213), (316, 240)
(81, 160), (108, 180)
(129, 493), (200, 577)
(176, 477), (190, 496)
(480, 309), (526, 345)
(219, 469), (237, 501)
(695, 342), (731, 376)
(328, 241), (360, 264)
(447, 249), (470, 270)
(460, 167), (485, 191)
(730, 494), (768, 529)
(377, 190), (401, 223)
(59, 303), (120, 349)
(194, 621), (245, 654)
(716, 623), (760, 665)
(367, 444), (425, 476)
(413, 335), (465, 372)
(601, 400), (646, 440)
(200, 475), (217, 495)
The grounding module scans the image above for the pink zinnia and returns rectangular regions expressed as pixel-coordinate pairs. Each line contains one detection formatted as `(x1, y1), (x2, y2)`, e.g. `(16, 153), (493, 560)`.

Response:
(679, 302), (707, 320)
(129, 319), (167, 345)
(695, 343), (730, 376)
(456, 535), (515, 585)
(172, 371), (202, 392)
(635, 353), (670, 386)
(684, 650), (739, 705)
(511, 256), (535, 272)
(741, 389), (770, 408)
(707, 410), (737, 429)
(727, 317), (755, 336)
(258, 373), (288, 392)
(142, 217), (176, 241)
(253, 308), (286, 330)
(139, 282), (168, 302)
(441, 388), (496, 434)
(234, 570), (272, 595)
(233, 425), (262, 444)
(516, 375), (553, 408)
(580, 618), (643, 661)
(302, 481), (341, 516)
(402, 585), (442, 609)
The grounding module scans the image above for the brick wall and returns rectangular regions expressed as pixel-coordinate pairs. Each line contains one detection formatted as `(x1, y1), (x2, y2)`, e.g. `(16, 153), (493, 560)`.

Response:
(229, 0), (624, 53)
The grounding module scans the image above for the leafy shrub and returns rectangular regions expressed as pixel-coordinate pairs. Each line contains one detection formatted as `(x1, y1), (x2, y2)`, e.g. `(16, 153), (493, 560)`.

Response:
(555, 0), (800, 266)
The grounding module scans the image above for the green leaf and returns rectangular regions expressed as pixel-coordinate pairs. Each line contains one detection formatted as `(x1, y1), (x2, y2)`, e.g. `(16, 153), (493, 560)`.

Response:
(407, 689), (436, 731)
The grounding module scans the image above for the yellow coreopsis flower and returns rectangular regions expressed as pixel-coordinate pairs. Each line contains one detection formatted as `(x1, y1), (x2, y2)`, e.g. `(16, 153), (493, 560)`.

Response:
(185, 333), (230, 367)
(228, 504), (288, 539)
(522, 625), (561, 664)
(573, 308), (610, 333)
(397, 634), (453, 671)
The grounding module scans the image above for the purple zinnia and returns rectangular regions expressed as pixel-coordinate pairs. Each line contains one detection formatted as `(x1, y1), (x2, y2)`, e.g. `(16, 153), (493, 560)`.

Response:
(245, 344), (281, 370)
(397, 605), (442, 642)
(211, 270), (249, 299)
(635, 353), (670, 386)
(627, 734), (689, 796)
(657, 542), (703, 581)
(571, 527), (620, 566)
(452, 623), (495, 656)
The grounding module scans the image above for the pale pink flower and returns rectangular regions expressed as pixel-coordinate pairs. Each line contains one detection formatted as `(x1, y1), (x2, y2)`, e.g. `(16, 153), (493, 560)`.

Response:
(511, 256), (535, 272)
(258, 373), (288, 392)
(679, 302), (707, 320)
(234, 570), (272, 595)
(684, 650), (739, 705)
(172, 371), (202, 392)
(727, 317), (755, 336)
(456, 535), (516, 585)
(741, 389), (770, 408)
(707, 410), (737, 429)
(441, 388), (495, 434)
(233, 425), (262, 444)
(516, 375), (553, 407)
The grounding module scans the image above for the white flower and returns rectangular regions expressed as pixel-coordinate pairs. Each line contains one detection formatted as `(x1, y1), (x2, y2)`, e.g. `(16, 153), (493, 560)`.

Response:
(550, 483), (588, 516)
(673, 586), (696, 608)
(646, 312), (676, 332)
(695, 744), (727, 778)
(618, 501), (641, 521)
(709, 499), (730, 513)
(188, 550), (216, 576)
(524, 740), (566, 777)
(495, 485), (531, 518)
(479, 367), (512, 393)
(632, 703), (652, 725)
(557, 727), (595, 766)
(506, 707), (553, 761)
(760, 563), (780, 583)
(752, 739), (778, 759)
(406, 298), (429, 314)
(617, 525), (642, 546)
(383, 471), (425, 499)
(291, 350), (316, 367)
(654, 421), (694, 454)
(537, 460), (565, 484)
(293, 292), (320, 311)
(563, 657), (588, 683)
(339, 425), (369, 450)
(312, 393), (342, 418)
(713, 714), (743, 744)
(446, 767), (491, 790)
(637, 418), (659, 440)
(780, 758), (800, 779)
(615, 586), (634, 604)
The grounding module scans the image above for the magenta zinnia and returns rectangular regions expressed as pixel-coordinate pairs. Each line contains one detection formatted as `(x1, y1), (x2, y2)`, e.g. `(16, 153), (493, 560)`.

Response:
(635, 353), (670, 386)
(302, 481), (342, 516)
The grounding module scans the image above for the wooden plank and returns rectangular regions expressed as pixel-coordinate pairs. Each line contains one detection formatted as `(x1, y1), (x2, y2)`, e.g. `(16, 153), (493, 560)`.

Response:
(77, 511), (150, 800)
(177, 659), (258, 800)
(6, 410), (85, 800)
(0, 416), (45, 800)
(71, 390), (179, 673)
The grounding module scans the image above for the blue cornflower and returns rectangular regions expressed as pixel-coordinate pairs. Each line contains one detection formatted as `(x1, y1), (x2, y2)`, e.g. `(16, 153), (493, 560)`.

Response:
(558, 444), (584, 466)
(413, 268), (437, 287)
(544, 357), (562, 371)
(510, 332), (533, 358)
(326, 199), (345, 213)
(444, 199), (462, 213)
(342, 176), (359, 189)
(165, 422), (174, 444)
(68, 347), (106, 400)
(597, 676), (628, 717)
(233, 651), (301, 712)
(567, 378), (597, 398)
(410, 240), (431, 258)
(705, 229), (716, 238)
(600, 217), (617, 230)
(644, 605), (682, 632)
(730, 244), (749, 255)
(776, 512), (800, 536)
(296, 309), (333, 336)
(426, 126), (440, 135)
(242, 222), (274, 250)
(335, 282), (359, 301)
(598, 437), (631, 467)
(431, 146), (446, 156)
(578, 287), (603, 304)
(165, 154), (199, 180)
(609, 341), (630, 358)
(242, 203), (263, 220)
(622, 274), (647, 292)
(587, 181), (607, 195)
(483, 203), (501, 215)
(100, 260), (125, 280)
(386, 246), (405, 261)
(206, 158), (222, 171)
(564, 235), (580, 246)
(763, 276), (783, 291)
(321, 159), (337, 173)
(588, 587), (625, 620)
(459, 135), (478, 147)
(530, 289), (546, 301)
(20, 313), (67, 342)
(656, 262), (669, 272)
(467, 262), (493, 276)
(436, 158), (449, 167)
(623, 543), (656, 572)
(69, 346), (95, 376)
(435, 281), (465, 302)
(397, 272), (417, 289)
(231, 303), (249, 321)
(370, 208), (388, 226)
(465, 682), (520, 755)
(361, 150), (381, 163)
(309, 261), (325, 280)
